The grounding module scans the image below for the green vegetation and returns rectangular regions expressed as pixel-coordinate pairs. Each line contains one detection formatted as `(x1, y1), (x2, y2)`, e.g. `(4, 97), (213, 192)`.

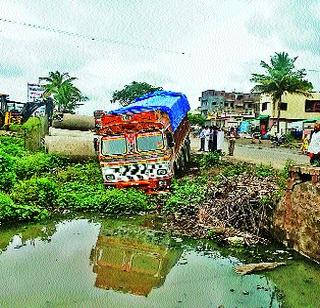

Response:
(112, 81), (163, 106)
(187, 113), (206, 126)
(163, 177), (207, 213)
(0, 135), (288, 226)
(162, 153), (286, 217)
(198, 151), (222, 168)
(0, 136), (154, 224)
(251, 52), (313, 133)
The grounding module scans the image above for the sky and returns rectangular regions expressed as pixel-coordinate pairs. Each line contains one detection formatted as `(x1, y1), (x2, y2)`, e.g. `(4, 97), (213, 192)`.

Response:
(1, 0), (320, 114)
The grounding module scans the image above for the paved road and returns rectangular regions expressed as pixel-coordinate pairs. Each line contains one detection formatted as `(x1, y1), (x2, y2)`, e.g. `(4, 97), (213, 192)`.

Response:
(190, 137), (309, 169)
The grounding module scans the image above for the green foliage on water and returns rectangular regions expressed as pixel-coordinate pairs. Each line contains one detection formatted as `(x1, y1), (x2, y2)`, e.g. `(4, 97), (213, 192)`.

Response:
(266, 259), (320, 308)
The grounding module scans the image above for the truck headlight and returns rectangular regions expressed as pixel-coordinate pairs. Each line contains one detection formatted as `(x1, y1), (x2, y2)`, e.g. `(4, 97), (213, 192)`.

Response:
(105, 174), (115, 181)
(157, 169), (167, 175)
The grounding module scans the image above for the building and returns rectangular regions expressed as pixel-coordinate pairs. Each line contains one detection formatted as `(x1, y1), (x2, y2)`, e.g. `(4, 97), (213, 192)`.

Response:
(198, 90), (225, 117)
(199, 90), (259, 127)
(259, 92), (320, 134)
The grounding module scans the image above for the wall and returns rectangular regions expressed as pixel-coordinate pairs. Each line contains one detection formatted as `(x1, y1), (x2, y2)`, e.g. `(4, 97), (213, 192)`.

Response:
(273, 167), (320, 263)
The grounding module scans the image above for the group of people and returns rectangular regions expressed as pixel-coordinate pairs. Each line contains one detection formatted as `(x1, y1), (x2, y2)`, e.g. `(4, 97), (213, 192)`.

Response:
(198, 126), (237, 156)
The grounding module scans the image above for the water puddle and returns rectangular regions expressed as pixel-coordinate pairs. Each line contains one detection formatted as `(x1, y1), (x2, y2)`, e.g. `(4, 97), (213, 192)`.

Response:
(0, 216), (319, 307)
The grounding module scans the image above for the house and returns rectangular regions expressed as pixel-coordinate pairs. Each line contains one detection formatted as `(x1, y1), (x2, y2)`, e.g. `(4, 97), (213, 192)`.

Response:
(199, 90), (259, 127)
(259, 92), (320, 134)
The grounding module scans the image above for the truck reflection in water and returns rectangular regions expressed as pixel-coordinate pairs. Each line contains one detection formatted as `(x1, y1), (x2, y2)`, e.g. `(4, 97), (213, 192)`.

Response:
(91, 230), (182, 296)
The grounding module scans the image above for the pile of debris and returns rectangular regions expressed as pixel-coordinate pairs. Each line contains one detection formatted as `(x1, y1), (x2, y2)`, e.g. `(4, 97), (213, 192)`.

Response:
(164, 173), (279, 245)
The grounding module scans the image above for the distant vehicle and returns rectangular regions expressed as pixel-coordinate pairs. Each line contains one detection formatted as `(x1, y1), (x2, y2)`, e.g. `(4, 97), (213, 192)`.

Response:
(95, 91), (191, 192)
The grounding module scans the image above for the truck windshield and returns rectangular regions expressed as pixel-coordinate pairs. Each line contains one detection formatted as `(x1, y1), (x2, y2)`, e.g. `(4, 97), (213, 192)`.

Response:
(137, 132), (164, 152)
(101, 137), (127, 155)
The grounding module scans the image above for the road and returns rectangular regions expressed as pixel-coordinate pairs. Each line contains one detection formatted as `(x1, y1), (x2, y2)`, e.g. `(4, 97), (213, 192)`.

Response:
(190, 137), (309, 169)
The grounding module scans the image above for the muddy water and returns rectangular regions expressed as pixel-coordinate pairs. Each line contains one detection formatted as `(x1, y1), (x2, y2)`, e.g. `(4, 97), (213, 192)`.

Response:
(0, 215), (319, 308)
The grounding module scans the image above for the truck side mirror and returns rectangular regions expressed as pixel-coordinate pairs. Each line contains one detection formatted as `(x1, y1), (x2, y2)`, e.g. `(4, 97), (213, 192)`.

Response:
(166, 132), (174, 148)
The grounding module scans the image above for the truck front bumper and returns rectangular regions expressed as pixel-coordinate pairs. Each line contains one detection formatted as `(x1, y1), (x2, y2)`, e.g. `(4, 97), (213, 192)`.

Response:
(101, 161), (173, 191)
(105, 178), (171, 191)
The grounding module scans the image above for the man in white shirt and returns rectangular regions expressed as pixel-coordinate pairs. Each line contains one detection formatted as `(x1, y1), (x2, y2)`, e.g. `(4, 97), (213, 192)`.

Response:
(203, 126), (211, 151)
(199, 126), (205, 151)
(307, 122), (320, 166)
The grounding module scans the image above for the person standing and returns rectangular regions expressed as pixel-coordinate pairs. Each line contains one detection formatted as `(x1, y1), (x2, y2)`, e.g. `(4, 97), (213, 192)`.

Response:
(307, 122), (320, 166)
(209, 126), (218, 152)
(217, 126), (224, 153)
(204, 126), (210, 151)
(228, 127), (237, 156)
(199, 126), (205, 151)
(209, 126), (213, 152)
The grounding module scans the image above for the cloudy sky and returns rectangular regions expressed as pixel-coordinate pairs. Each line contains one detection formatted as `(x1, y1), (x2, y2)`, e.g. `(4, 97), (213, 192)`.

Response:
(1, 0), (320, 114)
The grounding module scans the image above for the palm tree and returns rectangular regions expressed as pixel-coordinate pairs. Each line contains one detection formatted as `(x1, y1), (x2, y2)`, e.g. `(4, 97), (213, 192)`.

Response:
(42, 71), (86, 113)
(251, 52), (313, 133)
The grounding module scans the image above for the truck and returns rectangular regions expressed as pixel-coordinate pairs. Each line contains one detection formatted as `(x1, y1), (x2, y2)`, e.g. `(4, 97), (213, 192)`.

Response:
(95, 90), (191, 191)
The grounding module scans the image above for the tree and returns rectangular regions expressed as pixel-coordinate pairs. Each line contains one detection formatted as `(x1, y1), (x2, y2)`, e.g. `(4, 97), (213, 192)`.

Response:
(188, 113), (206, 126)
(250, 52), (313, 133)
(42, 71), (87, 113)
(112, 81), (163, 106)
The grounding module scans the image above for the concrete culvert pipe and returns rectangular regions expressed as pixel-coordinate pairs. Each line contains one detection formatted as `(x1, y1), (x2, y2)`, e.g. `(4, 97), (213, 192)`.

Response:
(52, 113), (95, 131)
(44, 135), (96, 159)
(49, 127), (94, 137)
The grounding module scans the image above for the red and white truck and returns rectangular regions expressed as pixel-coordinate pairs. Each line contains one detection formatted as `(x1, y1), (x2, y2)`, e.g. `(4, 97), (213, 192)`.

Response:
(95, 91), (191, 191)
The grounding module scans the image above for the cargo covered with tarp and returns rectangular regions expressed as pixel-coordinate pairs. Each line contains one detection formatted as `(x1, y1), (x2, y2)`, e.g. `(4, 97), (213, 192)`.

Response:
(108, 91), (190, 132)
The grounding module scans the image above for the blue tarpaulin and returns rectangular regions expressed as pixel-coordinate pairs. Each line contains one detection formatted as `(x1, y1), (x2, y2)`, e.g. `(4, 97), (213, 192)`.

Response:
(108, 91), (190, 132)
(238, 121), (250, 133)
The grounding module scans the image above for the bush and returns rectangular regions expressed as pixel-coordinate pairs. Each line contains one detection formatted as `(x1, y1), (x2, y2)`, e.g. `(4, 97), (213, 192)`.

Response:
(101, 188), (153, 214)
(15, 153), (70, 179)
(163, 178), (206, 213)
(221, 162), (251, 177)
(0, 192), (49, 222)
(199, 152), (222, 168)
(0, 136), (26, 157)
(56, 182), (153, 214)
(0, 150), (17, 191)
(56, 182), (105, 210)
(55, 162), (103, 185)
(255, 164), (275, 178)
(11, 177), (58, 209)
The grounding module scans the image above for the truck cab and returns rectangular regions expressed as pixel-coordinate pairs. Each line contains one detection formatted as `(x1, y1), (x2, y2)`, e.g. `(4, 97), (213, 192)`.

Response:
(96, 91), (191, 191)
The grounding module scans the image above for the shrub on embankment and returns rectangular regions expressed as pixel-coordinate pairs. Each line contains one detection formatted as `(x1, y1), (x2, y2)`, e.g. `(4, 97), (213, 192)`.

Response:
(162, 152), (287, 241)
(0, 136), (154, 224)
